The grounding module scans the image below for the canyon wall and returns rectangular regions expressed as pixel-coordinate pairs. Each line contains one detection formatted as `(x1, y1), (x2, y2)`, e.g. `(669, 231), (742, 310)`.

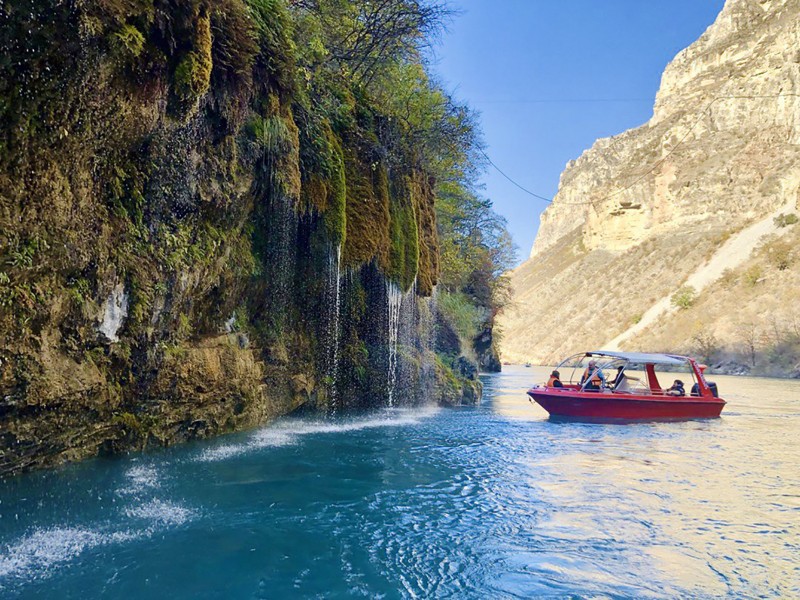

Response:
(503, 0), (800, 372)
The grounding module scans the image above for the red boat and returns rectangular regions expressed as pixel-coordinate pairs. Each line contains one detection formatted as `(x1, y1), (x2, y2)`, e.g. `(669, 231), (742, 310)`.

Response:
(527, 351), (726, 420)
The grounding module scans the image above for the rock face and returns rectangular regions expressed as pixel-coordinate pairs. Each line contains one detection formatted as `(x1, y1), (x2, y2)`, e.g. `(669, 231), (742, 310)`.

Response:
(502, 0), (800, 368)
(0, 0), (471, 476)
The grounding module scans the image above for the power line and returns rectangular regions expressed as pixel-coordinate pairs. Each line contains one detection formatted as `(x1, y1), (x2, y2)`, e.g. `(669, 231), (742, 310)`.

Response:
(481, 93), (800, 208)
(472, 98), (652, 105)
(477, 147), (551, 202)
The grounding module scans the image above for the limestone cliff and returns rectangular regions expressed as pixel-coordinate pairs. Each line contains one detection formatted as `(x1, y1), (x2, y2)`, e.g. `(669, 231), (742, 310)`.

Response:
(501, 0), (800, 373)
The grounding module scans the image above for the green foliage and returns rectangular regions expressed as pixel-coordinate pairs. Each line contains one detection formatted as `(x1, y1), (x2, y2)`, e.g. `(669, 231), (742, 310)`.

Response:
(174, 10), (213, 102)
(388, 195), (419, 290)
(247, 112), (293, 157)
(177, 313), (192, 339)
(774, 213), (799, 228)
(246, 0), (296, 94)
(436, 183), (515, 310)
(110, 24), (145, 58)
(670, 285), (697, 310)
(438, 291), (483, 342)
(67, 277), (91, 305)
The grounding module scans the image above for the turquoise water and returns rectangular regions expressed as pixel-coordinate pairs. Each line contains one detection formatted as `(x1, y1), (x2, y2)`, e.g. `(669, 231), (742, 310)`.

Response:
(1, 366), (798, 598)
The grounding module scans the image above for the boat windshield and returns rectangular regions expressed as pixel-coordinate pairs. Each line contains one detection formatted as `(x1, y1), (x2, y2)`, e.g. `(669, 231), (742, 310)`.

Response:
(553, 352), (700, 394)
(554, 353), (625, 388)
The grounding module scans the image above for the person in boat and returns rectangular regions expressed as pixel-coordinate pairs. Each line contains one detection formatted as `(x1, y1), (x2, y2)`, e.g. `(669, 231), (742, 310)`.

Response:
(665, 379), (686, 396)
(612, 366), (625, 388)
(611, 365), (631, 392)
(547, 370), (563, 388)
(580, 360), (606, 391)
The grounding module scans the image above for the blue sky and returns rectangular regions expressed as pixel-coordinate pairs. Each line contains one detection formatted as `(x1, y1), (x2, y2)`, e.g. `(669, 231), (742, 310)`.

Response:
(432, 0), (726, 262)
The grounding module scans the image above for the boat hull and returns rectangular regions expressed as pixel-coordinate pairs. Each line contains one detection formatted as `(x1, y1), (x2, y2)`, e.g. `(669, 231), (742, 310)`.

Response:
(528, 389), (725, 420)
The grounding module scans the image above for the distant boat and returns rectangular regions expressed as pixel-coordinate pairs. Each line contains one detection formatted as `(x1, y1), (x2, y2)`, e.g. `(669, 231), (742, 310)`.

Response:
(524, 362), (531, 368)
(527, 350), (725, 420)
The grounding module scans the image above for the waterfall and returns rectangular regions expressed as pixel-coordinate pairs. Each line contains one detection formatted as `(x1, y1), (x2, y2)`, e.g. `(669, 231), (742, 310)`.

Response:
(325, 242), (343, 409)
(386, 281), (403, 406)
(258, 116), (298, 330)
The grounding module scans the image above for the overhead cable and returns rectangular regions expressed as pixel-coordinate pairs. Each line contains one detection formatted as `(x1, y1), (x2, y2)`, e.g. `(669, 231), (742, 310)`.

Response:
(481, 93), (800, 208)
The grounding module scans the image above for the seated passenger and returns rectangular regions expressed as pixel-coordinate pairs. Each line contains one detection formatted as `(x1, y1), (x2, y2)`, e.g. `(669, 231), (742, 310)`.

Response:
(547, 370), (564, 388)
(612, 366), (626, 388)
(580, 360), (606, 391)
(665, 379), (686, 396)
(612, 366), (632, 392)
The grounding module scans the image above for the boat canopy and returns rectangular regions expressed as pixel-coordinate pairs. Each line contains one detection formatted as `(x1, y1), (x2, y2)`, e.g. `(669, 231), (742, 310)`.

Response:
(586, 351), (687, 366)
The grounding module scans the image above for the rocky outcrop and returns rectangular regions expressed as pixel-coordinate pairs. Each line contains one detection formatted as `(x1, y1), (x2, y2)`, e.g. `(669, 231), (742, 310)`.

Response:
(531, 0), (800, 259)
(0, 0), (447, 475)
(502, 0), (800, 367)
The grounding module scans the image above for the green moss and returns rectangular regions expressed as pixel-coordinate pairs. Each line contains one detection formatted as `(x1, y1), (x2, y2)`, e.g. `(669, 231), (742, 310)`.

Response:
(246, 0), (296, 95)
(162, 343), (187, 360)
(177, 313), (192, 339)
(322, 133), (347, 245)
(67, 277), (91, 305)
(298, 117), (348, 244)
(342, 152), (389, 267)
(247, 113), (292, 156)
(174, 10), (213, 101)
(247, 108), (301, 199)
(387, 190), (419, 290)
(411, 173), (438, 296)
(175, 52), (210, 100)
(110, 24), (145, 58)
(112, 410), (157, 443)
(112, 412), (141, 433)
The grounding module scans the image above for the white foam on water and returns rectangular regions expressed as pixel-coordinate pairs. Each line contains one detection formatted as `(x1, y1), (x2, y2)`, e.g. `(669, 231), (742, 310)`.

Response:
(0, 485), (196, 587)
(0, 527), (138, 584)
(195, 407), (441, 463)
(195, 429), (294, 463)
(123, 499), (195, 526)
(116, 464), (160, 496)
(275, 407), (440, 436)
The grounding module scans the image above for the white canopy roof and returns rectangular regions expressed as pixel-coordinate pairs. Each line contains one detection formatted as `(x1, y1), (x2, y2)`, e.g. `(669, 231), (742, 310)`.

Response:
(586, 351), (688, 366)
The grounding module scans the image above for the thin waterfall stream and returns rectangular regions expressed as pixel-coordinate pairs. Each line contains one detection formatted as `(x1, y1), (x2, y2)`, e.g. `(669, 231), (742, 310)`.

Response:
(386, 281), (403, 406)
(325, 242), (343, 408)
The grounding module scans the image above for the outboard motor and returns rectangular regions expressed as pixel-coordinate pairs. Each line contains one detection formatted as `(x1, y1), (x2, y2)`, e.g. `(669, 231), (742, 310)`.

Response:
(691, 382), (719, 397)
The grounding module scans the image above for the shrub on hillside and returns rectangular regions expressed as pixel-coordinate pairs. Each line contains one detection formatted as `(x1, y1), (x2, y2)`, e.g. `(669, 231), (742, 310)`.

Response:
(691, 330), (719, 364)
(765, 239), (794, 270)
(718, 268), (738, 288)
(670, 285), (697, 310)
(774, 213), (799, 228)
(743, 265), (763, 287)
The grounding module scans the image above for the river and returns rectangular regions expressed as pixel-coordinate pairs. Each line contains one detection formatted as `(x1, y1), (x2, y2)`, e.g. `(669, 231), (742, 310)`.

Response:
(1, 366), (798, 598)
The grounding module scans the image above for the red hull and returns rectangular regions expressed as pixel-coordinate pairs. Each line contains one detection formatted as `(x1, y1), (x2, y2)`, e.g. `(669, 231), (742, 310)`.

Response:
(528, 388), (725, 420)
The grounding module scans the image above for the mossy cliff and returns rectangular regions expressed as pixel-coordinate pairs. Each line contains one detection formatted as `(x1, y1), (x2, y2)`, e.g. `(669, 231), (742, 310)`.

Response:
(0, 0), (478, 475)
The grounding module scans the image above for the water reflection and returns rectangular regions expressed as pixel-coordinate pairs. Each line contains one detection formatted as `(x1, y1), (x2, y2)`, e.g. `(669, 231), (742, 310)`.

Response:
(485, 366), (800, 597)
